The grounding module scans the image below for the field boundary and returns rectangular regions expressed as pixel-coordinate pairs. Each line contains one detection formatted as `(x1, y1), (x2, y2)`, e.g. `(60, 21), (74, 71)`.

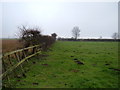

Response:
(1, 45), (42, 86)
(2, 45), (40, 57)
(1, 50), (41, 78)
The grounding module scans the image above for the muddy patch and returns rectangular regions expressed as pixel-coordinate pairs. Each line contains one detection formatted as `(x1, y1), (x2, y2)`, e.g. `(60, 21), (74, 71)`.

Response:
(75, 61), (84, 65)
(32, 82), (39, 85)
(109, 68), (120, 72)
(70, 69), (79, 73)
(42, 64), (48, 66)
(105, 63), (110, 65)
(73, 58), (78, 60)
(70, 56), (74, 57)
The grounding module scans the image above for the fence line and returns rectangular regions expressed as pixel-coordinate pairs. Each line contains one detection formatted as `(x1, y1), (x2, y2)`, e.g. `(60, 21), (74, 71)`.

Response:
(1, 51), (41, 79)
(2, 45), (40, 57)
(1, 45), (42, 87)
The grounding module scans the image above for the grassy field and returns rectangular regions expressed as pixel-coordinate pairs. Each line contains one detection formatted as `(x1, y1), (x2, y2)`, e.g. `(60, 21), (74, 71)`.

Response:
(7, 41), (119, 88)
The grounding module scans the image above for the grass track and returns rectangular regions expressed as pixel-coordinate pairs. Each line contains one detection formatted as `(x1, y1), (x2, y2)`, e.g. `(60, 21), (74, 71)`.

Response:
(9, 41), (119, 88)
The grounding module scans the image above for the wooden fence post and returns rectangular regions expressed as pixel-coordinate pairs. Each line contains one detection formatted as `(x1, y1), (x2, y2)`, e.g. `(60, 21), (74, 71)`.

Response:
(32, 47), (35, 54)
(8, 55), (13, 66)
(14, 53), (25, 77)
(22, 50), (28, 62)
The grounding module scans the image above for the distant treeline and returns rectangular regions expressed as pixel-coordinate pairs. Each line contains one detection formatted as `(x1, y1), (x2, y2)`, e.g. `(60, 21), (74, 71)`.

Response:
(57, 38), (120, 42)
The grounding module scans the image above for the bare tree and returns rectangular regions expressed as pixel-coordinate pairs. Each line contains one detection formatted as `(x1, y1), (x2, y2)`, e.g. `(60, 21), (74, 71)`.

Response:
(112, 32), (118, 39)
(72, 26), (80, 40)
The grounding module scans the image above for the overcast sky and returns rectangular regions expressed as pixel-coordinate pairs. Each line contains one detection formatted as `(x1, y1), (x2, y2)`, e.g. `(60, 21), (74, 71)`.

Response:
(1, 1), (118, 38)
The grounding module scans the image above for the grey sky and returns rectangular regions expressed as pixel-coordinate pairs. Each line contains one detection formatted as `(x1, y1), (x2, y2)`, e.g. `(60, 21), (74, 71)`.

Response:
(1, 2), (118, 38)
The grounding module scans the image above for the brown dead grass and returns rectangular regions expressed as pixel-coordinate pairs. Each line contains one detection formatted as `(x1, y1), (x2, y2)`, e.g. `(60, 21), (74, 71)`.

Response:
(1, 39), (23, 53)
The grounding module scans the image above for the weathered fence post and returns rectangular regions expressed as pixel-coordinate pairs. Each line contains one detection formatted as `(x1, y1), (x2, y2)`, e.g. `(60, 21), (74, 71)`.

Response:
(32, 47), (35, 54)
(8, 55), (13, 66)
(22, 50), (28, 62)
(14, 52), (25, 77)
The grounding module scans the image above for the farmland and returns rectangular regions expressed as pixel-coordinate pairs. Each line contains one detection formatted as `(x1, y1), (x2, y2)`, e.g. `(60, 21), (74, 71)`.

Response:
(5, 41), (119, 88)
(1, 39), (23, 53)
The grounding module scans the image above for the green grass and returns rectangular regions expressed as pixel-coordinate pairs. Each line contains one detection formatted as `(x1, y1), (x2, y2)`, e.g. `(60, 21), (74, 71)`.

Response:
(7, 41), (119, 88)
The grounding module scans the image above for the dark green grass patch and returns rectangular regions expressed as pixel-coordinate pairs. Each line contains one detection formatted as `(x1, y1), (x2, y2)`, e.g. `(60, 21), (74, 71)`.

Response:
(7, 41), (119, 88)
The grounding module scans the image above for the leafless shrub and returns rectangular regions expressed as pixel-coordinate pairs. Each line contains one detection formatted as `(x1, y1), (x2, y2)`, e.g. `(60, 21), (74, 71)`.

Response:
(18, 25), (57, 50)
(18, 25), (42, 47)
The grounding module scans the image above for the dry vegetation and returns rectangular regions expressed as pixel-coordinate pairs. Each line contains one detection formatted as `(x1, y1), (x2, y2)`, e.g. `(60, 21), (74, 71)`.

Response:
(2, 39), (23, 53)
(1, 29), (57, 54)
